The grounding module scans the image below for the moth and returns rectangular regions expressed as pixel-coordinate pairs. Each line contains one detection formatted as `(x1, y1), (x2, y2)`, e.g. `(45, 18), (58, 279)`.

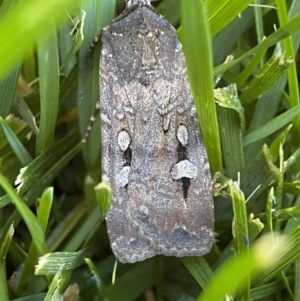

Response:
(99, 0), (214, 263)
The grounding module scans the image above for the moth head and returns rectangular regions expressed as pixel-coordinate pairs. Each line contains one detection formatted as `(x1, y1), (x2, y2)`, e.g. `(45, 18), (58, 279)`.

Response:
(126, 0), (151, 9)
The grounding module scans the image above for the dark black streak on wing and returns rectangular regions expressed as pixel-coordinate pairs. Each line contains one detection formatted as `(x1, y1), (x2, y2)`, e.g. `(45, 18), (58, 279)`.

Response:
(181, 177), (191, 199)
(176, 133), (191, 199)
(124, 147), (132, 166)
(177, 143), (186, 161)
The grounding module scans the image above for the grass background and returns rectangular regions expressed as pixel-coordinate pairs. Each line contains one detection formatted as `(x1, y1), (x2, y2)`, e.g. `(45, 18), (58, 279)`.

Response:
(0, 0), (300, 300)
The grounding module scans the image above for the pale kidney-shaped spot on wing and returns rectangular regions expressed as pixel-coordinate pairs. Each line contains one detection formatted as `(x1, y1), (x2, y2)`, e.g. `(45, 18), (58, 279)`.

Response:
(171, 159), (198, 180)
(118, 130), (131, 151)
(177, 124), (188, 146)
(116, 166), (131, 187)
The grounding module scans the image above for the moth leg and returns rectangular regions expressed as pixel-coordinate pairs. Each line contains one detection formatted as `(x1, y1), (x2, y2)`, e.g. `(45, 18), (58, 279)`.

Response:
(81, 101), (100, 143)
(86, 31), (103, 62)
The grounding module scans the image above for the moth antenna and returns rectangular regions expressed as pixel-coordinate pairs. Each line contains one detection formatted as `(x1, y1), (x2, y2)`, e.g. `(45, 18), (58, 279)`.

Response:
(82, 101), (100, 143)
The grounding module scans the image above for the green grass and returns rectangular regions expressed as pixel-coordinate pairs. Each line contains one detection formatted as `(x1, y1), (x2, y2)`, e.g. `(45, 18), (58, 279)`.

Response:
(0, 0), (300, 300)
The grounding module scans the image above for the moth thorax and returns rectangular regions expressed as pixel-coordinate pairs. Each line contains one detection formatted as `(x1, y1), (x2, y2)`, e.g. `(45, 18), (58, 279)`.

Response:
(126, 0), (151, 8)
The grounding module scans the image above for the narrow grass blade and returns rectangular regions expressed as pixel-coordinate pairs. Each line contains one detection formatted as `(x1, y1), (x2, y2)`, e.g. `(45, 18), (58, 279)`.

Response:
(181, 0), (222, 171)
(0, 116), (32, 165)
(181, 256), (213, 289)
(243, 104), (300, 146)
(0, 173), (48, 255)
(36, 249), (89, 275)
(36, 23), (59, 155)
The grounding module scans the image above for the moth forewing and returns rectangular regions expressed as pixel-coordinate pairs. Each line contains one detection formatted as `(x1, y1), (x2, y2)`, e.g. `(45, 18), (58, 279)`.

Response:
(100, 2), (214, 263)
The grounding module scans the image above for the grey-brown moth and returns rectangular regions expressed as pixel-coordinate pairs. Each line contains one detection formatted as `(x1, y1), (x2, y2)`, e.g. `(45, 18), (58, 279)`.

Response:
(99, 0), (214, 263)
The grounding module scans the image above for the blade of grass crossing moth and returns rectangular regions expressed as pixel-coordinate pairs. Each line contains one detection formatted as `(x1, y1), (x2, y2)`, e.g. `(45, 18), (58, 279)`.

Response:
(36, 23), (59, 155)
(181, 0), (222, 171)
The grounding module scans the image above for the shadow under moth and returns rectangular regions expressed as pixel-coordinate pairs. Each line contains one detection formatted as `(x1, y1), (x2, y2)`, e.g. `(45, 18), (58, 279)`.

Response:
(99, 0), (214, 263)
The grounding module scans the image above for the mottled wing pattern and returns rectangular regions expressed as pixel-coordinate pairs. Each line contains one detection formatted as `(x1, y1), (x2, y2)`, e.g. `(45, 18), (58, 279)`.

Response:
(100, 5), (214, 263)
(100, 9), (157, 263)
